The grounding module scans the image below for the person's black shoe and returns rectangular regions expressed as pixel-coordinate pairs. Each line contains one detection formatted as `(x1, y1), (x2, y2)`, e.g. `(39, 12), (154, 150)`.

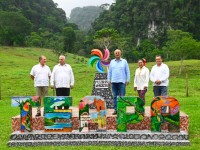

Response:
(35, 112), (41, 117)
(112, 111), (117, 115)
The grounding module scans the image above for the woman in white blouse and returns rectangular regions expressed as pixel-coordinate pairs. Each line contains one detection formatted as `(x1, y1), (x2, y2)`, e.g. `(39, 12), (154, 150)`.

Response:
(134, 59), (149, 105)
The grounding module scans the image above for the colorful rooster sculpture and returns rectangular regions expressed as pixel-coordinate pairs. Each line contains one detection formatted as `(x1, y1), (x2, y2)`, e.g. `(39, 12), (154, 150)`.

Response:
(88, 48), (110, 73)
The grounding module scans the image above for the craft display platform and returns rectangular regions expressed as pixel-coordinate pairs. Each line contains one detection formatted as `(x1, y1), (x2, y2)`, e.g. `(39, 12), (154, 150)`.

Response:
(9, 106), (190, 146)
(8, 50), (191, 147)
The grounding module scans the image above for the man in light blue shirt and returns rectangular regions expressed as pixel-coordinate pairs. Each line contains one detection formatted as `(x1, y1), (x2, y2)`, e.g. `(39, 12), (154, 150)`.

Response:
(107, 49), (130, 115)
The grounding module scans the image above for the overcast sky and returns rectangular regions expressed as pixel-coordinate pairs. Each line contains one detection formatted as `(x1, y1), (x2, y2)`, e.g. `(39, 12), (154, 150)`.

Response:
(53, 0), (115, 17)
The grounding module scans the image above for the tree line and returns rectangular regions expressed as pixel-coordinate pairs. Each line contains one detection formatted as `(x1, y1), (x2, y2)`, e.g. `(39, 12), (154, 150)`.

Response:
(0, 0), (200, 63)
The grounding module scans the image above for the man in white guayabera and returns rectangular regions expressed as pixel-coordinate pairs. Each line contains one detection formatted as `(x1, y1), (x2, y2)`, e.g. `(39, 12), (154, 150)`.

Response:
(30, 55), (51, 117)
(50, 55), (74, 96)
(150, 55), (170, 97)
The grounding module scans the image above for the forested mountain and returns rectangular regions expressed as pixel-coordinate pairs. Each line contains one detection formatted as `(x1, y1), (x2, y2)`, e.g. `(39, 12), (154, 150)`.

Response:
(0, 0), (199, 63)
(69, 6), (103, 31)
(89, 0), (200, 62)
(92, 0), (200, 45)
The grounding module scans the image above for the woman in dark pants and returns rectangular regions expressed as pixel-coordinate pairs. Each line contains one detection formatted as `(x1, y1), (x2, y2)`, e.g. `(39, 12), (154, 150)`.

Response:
(134, 59), (149, 105)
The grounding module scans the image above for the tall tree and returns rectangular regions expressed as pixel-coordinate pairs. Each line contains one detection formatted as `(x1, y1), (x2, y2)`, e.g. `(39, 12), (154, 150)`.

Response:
(166, 30), (200, 74)
(63, 27), (76, 53)
(94, 28), (120, 49)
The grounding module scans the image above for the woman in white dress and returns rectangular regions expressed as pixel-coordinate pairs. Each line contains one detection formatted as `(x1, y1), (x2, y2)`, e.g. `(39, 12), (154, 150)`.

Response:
(134, 59), (149, 105)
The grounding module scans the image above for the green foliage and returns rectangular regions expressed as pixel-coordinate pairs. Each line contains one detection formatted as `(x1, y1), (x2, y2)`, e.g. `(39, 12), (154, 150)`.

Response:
(94, 28), (119, 39)
(25, 32), (43, 47)
(166, 30), (200, 60)
(0, 11), (32, 46)
(63, 27), (76, 53)
(74, 30), (86, 54)
(65, 23), (79, 30)
(94, 28), (120, 48)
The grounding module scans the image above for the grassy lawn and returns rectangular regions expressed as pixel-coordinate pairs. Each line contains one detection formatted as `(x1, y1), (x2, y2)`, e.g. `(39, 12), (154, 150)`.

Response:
(0, 46), (200, 149)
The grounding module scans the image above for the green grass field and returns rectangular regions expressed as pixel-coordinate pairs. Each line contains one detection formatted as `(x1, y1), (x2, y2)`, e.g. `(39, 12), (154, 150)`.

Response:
(0, 46), (200, 149)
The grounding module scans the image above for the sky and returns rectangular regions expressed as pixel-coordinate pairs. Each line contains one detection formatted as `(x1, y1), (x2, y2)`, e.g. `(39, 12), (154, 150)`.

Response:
(53, 0), (115, 17)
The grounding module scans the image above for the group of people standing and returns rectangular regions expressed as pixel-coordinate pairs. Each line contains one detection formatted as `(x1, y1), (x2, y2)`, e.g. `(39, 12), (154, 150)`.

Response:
(108, 49), (169, 115)
(30, 49), (169, 117)
(30, 55), (74, 116)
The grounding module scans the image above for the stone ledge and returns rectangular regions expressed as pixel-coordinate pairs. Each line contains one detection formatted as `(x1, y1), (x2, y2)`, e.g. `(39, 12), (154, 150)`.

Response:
(8, 140), (190, 147)
(8, 130), (190, 147)
(9, 130), (189, 141)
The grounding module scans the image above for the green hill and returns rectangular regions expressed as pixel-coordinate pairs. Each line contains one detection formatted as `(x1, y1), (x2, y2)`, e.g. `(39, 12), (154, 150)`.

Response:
(0, 47), (200, 149)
